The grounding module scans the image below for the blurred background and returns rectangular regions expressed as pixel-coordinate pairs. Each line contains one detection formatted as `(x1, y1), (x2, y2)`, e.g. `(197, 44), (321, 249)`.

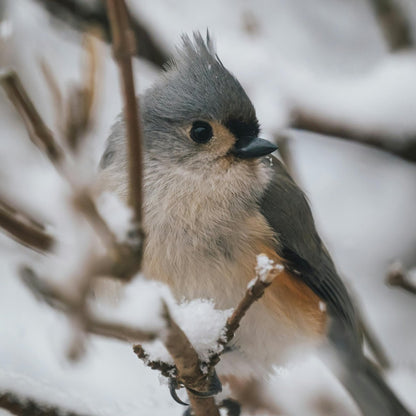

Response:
(0, 0), (416, 415)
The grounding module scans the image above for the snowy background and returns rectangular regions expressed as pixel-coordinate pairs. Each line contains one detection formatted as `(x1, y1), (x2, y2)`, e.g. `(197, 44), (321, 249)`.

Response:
(0, 0), (416, 415)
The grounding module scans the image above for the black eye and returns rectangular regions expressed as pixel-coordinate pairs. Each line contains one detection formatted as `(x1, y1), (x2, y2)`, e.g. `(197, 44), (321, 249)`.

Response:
(190, 121), (213, 144)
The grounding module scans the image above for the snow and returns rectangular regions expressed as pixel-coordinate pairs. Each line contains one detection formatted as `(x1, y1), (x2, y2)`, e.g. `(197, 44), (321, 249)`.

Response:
(143, 298), (232, 365)
(96, 192), (134, 243)
(255, 253), (284, 283)
(1, 0), (416, 414)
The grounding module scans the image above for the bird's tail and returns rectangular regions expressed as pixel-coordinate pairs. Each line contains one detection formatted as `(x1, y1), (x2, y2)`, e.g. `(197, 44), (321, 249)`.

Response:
(340, 356), (412, 416)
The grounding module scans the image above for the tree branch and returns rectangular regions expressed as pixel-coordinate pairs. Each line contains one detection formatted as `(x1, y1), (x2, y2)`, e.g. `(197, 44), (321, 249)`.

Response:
(0, 391), (90, 416)
(368, 0), (414, 51)
(0, 71), (64, 165)
(386, 262), (416, 296)
(209, 256), (283, 367)
(34, 0), (169, 68)
(20, 266), (158, 344)
(105, 0), (145, 273)
(291, 109), (416, 163)
(0, 196), (54, 253)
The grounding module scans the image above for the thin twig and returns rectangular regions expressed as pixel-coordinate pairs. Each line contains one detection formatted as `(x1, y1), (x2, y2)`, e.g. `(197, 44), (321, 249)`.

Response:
(223, 259), (283, 346)
(20, 266), (158, 343)
(386, 263), (416, 295)
(368, 0), (414, 51)
(34, 0), (169, 68)
(65, 32), (100, 152)
(105, 0), (144, 226)
(133, 345), (176, 378)
(291, 110), (416, 163)
(0, 391), (90, 416)
(208, 256), (283, 369)
(105, 0), (145, 273)
(0, 71), (64, 165)
(0, 196), (54, 253)
(0, 70), (139, 280)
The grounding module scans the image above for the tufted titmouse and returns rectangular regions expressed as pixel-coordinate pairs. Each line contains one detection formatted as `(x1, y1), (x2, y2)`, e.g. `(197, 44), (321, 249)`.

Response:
(98, 34), (411, 416)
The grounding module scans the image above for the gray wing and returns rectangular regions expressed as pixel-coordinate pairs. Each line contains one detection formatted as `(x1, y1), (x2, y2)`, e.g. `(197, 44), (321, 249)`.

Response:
(260, 156), (361, 348)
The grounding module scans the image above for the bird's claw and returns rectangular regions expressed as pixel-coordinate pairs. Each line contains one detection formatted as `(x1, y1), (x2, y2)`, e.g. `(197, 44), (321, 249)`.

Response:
(170, 370), (222, 407)
(186, 369), (222, 398)
(169, 378), (189, 406)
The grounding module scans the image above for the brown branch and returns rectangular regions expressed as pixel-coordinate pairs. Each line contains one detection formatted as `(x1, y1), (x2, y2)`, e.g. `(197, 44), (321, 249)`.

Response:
(134, 256), (283, 416)
(386, 263), (416, 295)
(105, 0), (145, 274)
(220, 259), (282, 349)
(0, 71), (64, 165)
(0, 196), (54, 253)
(291, 110), (416, 163)
(22, 264), (219, 415)
(0, 391), (90, 416)
(369, 0), (414, 51)
(161, 304), (220, 416)
(20, 266), (158, 344)
(34, 0), (169, 68)
(0, 69), (141, 280)
(106, 0), (144, 226)
(133, 345), (177, 378)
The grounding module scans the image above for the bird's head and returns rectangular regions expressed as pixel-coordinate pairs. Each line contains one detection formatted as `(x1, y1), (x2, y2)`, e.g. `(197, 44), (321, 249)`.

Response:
(141, 32), (277, 170)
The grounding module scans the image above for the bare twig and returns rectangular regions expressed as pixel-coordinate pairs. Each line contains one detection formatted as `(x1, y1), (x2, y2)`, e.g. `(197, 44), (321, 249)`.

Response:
(22, 264), (219, 415)
(0, 70), (139, 278)
(291, 110), (416, 163)
(34, 0), (169, 68)
(0, 391), (90, 416)
(0, 196), (54, 253)
(205, 257), (283, 374)
(221, 258), (283, 348)
(369, 0), (414, 51)
(105, 0), (145, 273)
(386, 262), (416, 295)
(105, 0), (144, 225)
(64, 32), (101, 152)
(0, 71), (64, 165)
(20, 266), (158, 343)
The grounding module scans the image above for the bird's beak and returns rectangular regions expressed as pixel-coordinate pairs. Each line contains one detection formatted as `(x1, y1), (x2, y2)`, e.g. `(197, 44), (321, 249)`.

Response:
(231, 137), (278, 159)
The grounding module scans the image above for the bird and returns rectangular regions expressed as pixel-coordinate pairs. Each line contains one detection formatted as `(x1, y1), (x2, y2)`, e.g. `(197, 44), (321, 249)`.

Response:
(98, 33), (412, 416)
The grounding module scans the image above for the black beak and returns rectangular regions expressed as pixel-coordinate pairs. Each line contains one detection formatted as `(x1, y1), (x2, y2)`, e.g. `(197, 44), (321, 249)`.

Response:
(231, 137), (278, 159)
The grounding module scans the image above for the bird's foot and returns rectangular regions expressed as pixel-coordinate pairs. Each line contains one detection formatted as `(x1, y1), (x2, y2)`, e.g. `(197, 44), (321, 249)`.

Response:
(170, 370), (222, 406)
(187, 369), (222, 397)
